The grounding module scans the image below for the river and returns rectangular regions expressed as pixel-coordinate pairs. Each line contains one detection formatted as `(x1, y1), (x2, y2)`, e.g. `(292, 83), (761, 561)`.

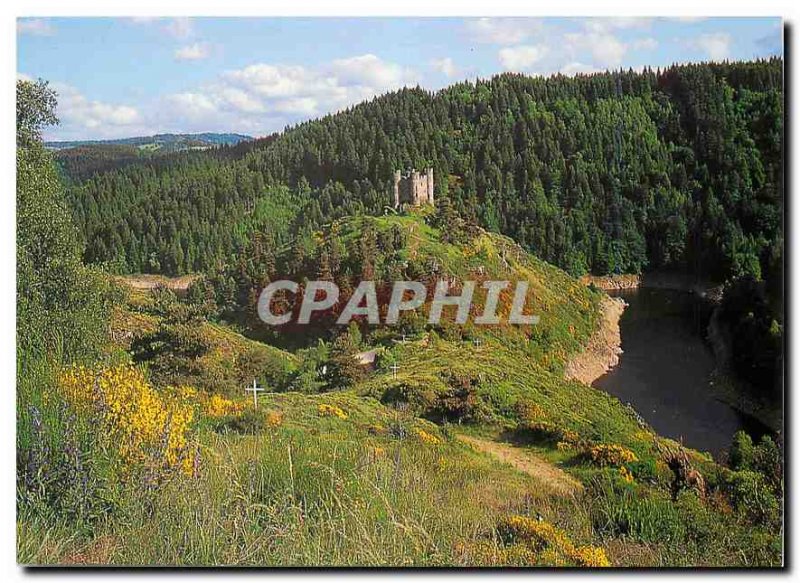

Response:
(593, 287), (767, 457)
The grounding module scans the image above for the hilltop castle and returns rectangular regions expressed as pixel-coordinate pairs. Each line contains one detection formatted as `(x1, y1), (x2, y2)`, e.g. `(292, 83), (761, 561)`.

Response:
(393, 168), (434, 208)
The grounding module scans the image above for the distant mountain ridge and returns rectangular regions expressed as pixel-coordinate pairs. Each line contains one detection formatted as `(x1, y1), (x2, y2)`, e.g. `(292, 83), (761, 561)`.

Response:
(46, 132), (253, 151)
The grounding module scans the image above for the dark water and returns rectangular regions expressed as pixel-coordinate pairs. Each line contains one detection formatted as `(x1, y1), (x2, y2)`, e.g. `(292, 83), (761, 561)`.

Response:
(593, 287), (767, 457)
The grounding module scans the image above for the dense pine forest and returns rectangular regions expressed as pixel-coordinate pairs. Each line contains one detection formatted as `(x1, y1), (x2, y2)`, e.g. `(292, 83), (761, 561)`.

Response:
(63, 59), (782, 289)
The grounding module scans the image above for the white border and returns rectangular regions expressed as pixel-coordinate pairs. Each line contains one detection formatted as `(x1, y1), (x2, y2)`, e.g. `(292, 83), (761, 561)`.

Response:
(4, 1), (796, 580)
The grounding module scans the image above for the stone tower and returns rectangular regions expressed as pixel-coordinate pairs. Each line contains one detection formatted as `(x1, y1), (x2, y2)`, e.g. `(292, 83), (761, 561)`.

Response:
(393, 169), (402, 208)
(392, 168), (434, 208)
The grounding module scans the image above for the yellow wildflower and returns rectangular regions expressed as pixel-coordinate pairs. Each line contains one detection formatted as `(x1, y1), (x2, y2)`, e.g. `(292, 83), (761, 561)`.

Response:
(618, 466), (635, 483)
(415, 428), (441, 445)
(587, 444), (638, 467)
(58, 364), (197, 476)
(574, 545), (611, 567)
(318, 403), (348, 420)
(497, 515), (611, 567)
(202, 393), (244, 418)
(265, 410), (284, 427)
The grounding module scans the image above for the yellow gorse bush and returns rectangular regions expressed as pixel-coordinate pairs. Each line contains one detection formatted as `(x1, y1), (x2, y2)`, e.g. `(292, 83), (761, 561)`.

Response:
(415, 428), (441, 445)
(497, 515), (611, 567)
(59, 364), (198, 476)
(265, 410), (284, 427)
(618, 465), (635, 483)
(318, 404), (348, 419)
(587, 444), (638, 467)
(202, 393), (244, 418)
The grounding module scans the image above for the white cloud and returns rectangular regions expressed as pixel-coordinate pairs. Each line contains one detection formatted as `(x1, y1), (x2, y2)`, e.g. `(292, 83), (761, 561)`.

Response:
(41, 52), (422, 140)
(217, 87), (264, 113)
(559, 62), (601, 76)
(175, 43), (211, 61)
(165, 92), (216, 118)
(565, 31), (627, 68)
(222, 54), (414, 108)
(17, 72), (33, 83)
(466, 18), (540, 45)
(151, 54), (420, 136)
(128, 17), (160, 24)
(585, 18), (653, 33)
(164, 17), (194, 39)
(632, 37), (659, 51)
(431, 57), (457, 78)
(330, 54), (414, 88)
(273, 97), (318, 116)
(695, 33), (731, 60)
(225, 64), (314, 98)
(51, 83), (141, 134)
(17, 18), (54, 36)
(499, 45), (548, 71)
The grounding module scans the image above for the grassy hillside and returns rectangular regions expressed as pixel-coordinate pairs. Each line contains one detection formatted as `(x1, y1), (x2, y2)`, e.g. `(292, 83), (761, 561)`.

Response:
(18, 211), (782, 566)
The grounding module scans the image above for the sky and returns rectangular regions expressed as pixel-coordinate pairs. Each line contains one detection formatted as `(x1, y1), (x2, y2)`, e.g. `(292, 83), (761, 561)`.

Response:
(17, 17), (783, 142)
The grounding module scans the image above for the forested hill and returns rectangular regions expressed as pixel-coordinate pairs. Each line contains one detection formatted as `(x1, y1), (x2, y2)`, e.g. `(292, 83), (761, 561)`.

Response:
(65, 59), (782, 284)
(47, 132), (252, 150)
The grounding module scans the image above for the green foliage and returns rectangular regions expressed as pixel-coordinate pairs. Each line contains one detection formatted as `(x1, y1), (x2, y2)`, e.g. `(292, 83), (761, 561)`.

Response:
(17, 79), (58, 147)
(725, 470), (780, 526)
(728, 431), (782, 491)
(17, 79), (118, 534)
(728, 430), (754, 470)
(62, 61), (781, 291)
(213, 408), (265, 435)
(719, 277), (782, 399)
(18, 403), (116, 527)
(326, 324), (367, 389)
(589, 474), (686, 544)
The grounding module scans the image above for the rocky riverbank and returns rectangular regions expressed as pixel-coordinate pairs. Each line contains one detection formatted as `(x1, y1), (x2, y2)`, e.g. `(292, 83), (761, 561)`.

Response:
(580, 272), (724, 301)
(579, 274), (641, 291)
(565, 295), (626, 385)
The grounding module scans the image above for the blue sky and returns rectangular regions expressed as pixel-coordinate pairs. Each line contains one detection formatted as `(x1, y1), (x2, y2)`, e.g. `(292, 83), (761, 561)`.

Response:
(17, 17), (782, 141)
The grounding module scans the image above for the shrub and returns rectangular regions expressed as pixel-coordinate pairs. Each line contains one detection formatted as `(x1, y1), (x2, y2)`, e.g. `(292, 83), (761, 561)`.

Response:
(728, 430), (754, 470)
(517, 421), (562, 444)
(214, 408), (265, 435)
(752, 435), (782, 490)
(497, 515), (610, 567)
(58, 364), (197, 477)
(586, 444), (638, 467)
(18, 404), (115, 525)
(202, 393), (244, 418)
(589, 475), (685, 544)
(317, 403), (348, 420)
(515, 401), (546, 424)
(431, 373), (490, 423)
(265, 410), (284, 428)
(726, 470), (780, 526)
(415, 429), (441, 445)
(626, 458), (657, 482)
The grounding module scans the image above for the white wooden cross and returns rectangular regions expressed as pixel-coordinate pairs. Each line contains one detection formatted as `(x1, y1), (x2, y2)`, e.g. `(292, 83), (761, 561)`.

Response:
(473, 338), (482, 348)
(390, 363), (400, 379)
(245, 379), (264, 409)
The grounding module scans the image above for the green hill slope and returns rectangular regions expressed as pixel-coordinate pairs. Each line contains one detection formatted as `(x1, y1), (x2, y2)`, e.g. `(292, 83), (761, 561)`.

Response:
(64, 60), (782, 289)
(19, 211), (782, 567)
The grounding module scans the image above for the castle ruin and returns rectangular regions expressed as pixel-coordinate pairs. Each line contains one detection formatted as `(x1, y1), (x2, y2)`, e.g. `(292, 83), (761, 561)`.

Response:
(393, 168), (434, 208)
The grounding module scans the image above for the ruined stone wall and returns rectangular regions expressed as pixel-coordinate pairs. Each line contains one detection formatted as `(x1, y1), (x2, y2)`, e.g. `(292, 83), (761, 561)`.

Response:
(393, 168), (434, 207)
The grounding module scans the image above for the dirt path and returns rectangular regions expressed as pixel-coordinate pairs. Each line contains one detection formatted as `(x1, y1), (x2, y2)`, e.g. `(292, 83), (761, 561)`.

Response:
(457, 434), (583, 497)
(564, 295), (626, 385)
(115, 274), (201, 294)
